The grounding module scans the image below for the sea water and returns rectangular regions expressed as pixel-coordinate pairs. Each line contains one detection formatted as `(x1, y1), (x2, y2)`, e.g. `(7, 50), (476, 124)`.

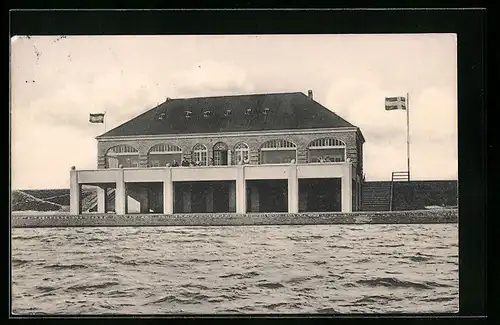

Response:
(11, 224), (458, 314)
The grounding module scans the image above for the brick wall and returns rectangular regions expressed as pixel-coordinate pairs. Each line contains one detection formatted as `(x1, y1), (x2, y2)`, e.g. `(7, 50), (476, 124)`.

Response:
(392, 180), (458, 211)
(11, 210), (458, 228)
(96, 129), (364, 176)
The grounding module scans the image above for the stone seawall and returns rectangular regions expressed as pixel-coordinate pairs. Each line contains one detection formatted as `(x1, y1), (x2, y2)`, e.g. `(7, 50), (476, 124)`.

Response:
(11, 209), (458, 228)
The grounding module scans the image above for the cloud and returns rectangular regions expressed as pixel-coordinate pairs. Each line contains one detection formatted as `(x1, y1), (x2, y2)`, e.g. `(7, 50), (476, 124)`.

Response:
(364, 137), (457, 181)
(172, 60), (255, 97)
(324, 74), (457, 180)
(11, 123), (97, 189)
(15, 68), (168, 133)
(11, 58), (258, 189)
(325, 75), (407, 133)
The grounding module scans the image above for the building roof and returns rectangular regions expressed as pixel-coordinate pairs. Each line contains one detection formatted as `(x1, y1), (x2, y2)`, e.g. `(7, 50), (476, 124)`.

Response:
(97, 92), (361, 138)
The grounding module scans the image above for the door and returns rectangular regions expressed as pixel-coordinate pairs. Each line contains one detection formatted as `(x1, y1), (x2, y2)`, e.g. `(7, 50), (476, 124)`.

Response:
(213, 150), (228, 165)
(213, 142), (229, 165)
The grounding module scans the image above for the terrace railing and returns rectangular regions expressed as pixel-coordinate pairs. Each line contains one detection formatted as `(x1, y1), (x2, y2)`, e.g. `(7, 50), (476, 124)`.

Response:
(390, 171), (410, 211)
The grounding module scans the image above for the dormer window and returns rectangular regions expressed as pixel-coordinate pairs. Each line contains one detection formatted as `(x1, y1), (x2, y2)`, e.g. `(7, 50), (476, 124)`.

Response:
(224, 109), (232, 116)
(185, 110), (192, 119)
(245, 108), (252, 115)
(158, 113), (166, 120)
(204, 110), (213, 117)
(263, 108), (270, 115)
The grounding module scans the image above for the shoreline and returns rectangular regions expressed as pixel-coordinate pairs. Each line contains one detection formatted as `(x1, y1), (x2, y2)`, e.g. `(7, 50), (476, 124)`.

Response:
(11, 209), (457, 228)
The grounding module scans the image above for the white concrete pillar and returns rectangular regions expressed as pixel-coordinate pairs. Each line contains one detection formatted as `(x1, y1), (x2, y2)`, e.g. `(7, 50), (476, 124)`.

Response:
(70, 168), (81, 215)
(228, 150), (232, 166)
(250, 185), (259, 212)
(115, 169), (126, 215)
(236, 165), (246, 213)
(97, 186), (107, 213)
(163, 168), (173, 214)
(206, 184), (214, 212)
(229, 181), (236, 212)
(288, 164), (299, 213)
(183, 185), (192, 213)
(341, 163), (353, 213)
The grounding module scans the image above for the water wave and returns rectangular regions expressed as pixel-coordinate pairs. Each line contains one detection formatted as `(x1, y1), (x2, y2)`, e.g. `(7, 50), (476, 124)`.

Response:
(357, 277), (452, 290)
(11, 224), (458, 314)
(12, 235), (45, 241)
(407, 255), (432, 262)
(66, 281), (120, 292)
(354, 295), (403, 304)
(12, 258), (31, 267)
(43, 263), (89, 270)
(287, 235), (324, 241)
(220, 271), (260, 279)
(256, 282), (285, 289)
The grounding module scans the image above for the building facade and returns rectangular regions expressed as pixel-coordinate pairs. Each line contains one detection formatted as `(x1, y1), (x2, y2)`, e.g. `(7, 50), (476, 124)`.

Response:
(70, 91), (365, 215)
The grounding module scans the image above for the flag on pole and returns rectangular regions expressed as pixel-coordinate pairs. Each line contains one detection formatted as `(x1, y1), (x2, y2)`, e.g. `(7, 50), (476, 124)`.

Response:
(385, 96), (407, 110)
(89, 113), (105, 123)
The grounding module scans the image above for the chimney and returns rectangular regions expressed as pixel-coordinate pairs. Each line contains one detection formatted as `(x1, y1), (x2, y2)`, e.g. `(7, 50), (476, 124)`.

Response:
(308, 90), (313, 100)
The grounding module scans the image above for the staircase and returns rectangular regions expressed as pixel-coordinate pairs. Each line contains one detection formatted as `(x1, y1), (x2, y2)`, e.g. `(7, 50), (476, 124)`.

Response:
(82, 189), (115, 212)
(361, 181), (392, 211)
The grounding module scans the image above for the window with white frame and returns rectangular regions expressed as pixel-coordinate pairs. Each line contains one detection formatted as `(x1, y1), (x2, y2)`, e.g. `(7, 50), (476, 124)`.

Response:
(308, 138), (346, 163)
(260, 139), (297, 164)
(234, 142), (249, 164)
(192, 143), (208, 166)
(148, 143), (182, 167)
(105, 144), (140, 168)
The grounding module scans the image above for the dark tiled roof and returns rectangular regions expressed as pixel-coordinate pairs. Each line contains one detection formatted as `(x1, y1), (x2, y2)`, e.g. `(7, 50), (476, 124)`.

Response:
(98, 92), (357, 138)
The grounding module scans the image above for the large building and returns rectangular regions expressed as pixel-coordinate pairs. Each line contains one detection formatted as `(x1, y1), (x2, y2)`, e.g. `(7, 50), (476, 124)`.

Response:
(70, 90), (365, 215)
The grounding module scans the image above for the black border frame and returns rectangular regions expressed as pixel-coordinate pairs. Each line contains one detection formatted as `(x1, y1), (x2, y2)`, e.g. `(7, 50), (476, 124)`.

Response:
(8, 8), (487, 323)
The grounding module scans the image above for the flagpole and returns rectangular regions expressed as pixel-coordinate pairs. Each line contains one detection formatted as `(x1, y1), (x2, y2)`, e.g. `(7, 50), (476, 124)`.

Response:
(406, 93), (410, 181)
(104, 111), (107, 133)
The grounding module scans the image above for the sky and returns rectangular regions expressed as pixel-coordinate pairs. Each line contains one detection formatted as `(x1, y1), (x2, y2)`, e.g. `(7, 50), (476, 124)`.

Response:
(10, 34), (457, 190)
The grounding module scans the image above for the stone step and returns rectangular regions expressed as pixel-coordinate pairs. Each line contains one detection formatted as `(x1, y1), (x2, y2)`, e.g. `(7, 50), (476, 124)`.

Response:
(362, 200), (390, 204)
(362, 196), (390, 199)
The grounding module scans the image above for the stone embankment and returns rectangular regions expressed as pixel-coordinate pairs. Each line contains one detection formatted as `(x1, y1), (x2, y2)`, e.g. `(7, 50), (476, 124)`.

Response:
(11, 209), (458, 228)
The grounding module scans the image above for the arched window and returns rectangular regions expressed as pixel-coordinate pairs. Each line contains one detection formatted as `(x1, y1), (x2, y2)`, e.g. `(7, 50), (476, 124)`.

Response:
(148, 143), (182, 167)
(308, 138), (346, 163)
(260, 139), (297, 164)
(234, 142), (249, 164)
(192, 143), (208, 166)
(105, 144), (139, 168)
(212, 142), (229, 166)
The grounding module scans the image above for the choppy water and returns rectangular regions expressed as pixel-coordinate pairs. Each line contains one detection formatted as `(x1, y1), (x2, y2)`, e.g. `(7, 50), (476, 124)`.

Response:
(11, 224), (458, 315)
